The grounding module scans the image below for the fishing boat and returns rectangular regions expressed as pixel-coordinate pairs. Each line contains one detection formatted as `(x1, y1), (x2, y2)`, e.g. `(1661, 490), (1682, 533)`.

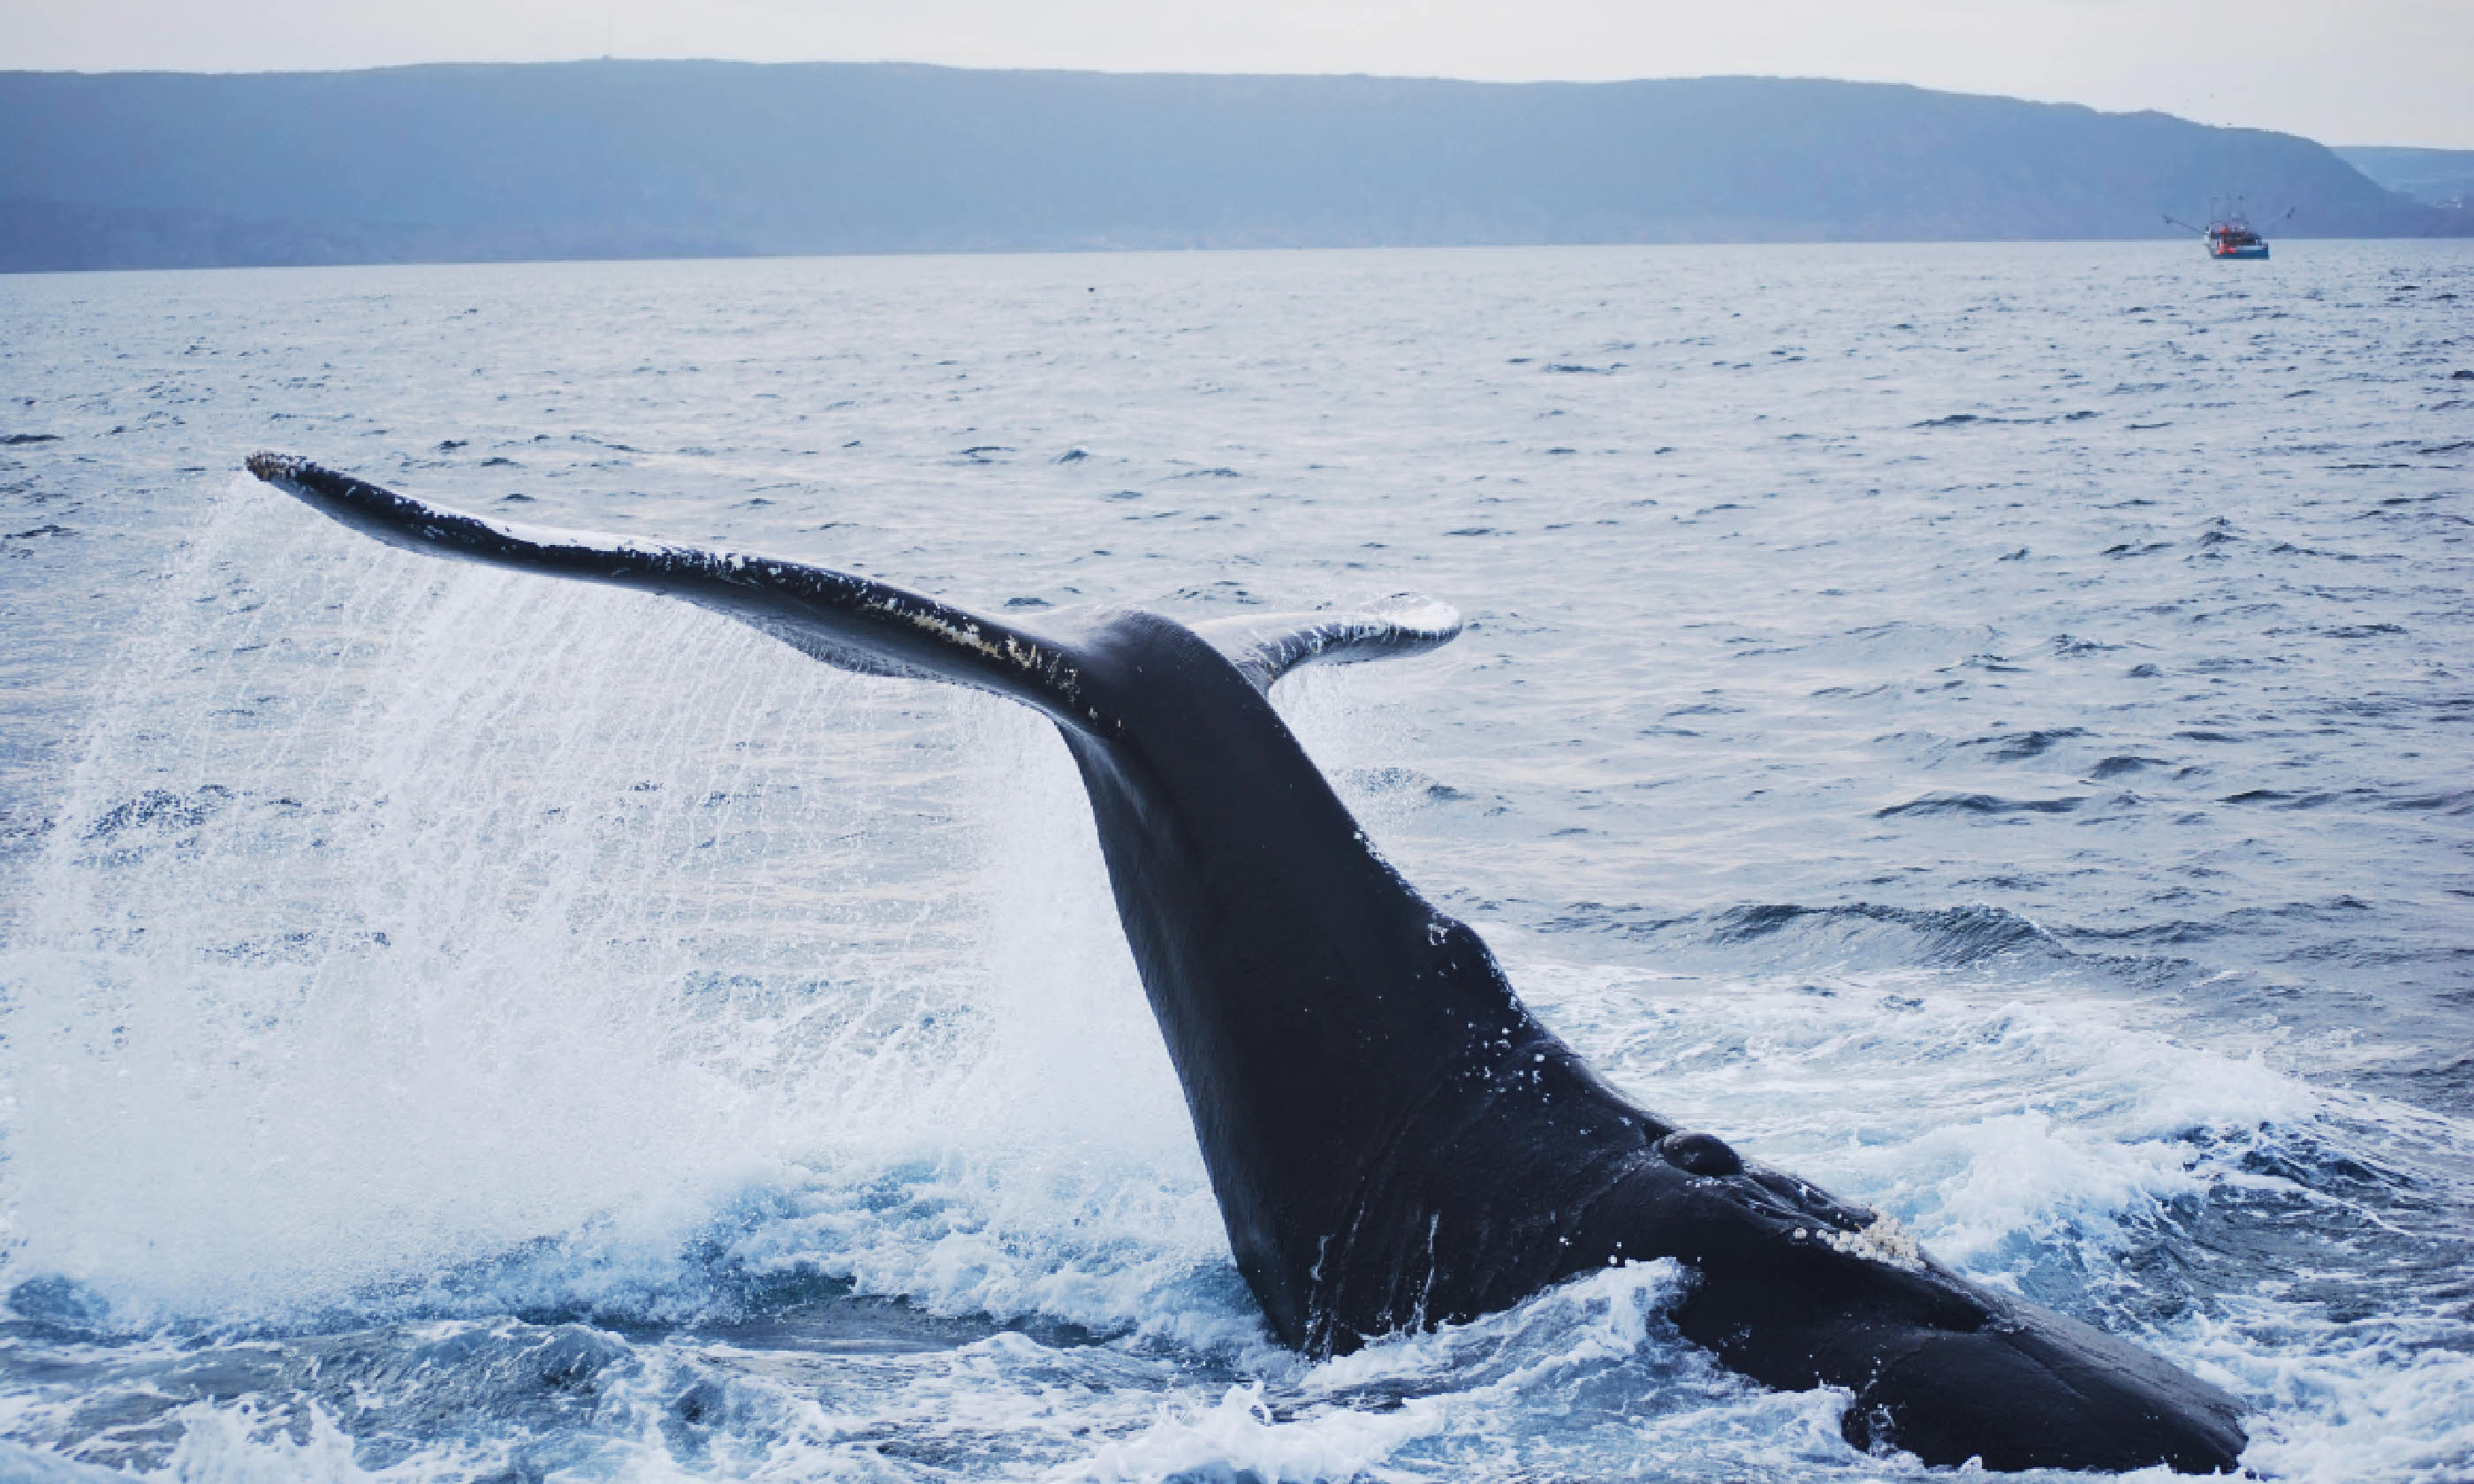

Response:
(2166, 198), (2289, 260)
(2203, 216), (2269, 259)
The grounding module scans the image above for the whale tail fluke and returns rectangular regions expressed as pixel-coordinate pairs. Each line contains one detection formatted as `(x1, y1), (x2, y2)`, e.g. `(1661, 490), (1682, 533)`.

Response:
(1191, 598), (1463, 692)
(248, 451), (1149, 732)
(246, 453), (1461, 728)
(244, 451), (2247, 1478)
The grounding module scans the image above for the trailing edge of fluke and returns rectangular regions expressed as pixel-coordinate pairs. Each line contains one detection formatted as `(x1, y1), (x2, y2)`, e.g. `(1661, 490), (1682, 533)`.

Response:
(246, 451), (2250, 1474)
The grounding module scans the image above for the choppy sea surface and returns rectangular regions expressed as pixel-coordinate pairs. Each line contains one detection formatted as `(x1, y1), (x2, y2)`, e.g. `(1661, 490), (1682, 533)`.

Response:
(0, 242), (2469, 1481)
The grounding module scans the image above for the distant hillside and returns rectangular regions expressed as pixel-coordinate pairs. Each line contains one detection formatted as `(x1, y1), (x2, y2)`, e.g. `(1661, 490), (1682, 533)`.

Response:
(2335, 148), (2474, 210)
(3, 62), (2463, 272)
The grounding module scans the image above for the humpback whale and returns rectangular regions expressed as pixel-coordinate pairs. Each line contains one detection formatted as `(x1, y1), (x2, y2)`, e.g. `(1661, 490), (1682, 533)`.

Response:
(247, 453), (2248, 1474)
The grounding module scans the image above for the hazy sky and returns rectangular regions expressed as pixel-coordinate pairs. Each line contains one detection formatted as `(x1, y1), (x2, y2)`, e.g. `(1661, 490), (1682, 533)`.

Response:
(6, 0), (2469, 148)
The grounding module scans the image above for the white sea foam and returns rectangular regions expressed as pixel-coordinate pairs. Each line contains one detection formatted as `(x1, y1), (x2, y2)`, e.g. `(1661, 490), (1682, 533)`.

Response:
(141, 1404), (373, 1484)
(1054, 1262), (1709, 1484)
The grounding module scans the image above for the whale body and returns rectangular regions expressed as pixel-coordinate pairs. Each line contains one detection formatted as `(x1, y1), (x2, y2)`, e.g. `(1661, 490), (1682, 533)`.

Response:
(247, 453), (2249, 1473)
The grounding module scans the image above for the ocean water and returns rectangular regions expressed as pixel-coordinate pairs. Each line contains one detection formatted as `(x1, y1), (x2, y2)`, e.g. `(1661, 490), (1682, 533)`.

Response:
(0, 241), (2469, 1481)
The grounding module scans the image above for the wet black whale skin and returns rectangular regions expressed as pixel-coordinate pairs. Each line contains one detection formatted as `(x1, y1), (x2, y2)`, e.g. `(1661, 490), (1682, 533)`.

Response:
(248, 452), (2249, 1473)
